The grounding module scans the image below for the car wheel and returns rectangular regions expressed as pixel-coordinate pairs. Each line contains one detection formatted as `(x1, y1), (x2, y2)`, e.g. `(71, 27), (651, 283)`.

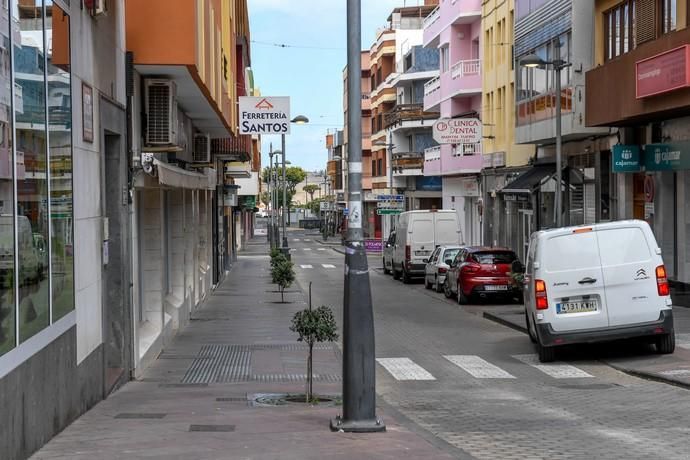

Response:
(402, 267), (411, 284)
(393, 267), (401, 280)
(443, 279), (453, 298)
(537, 341), (556, 363)
(458, 287), (469, 305)
(424, 275), (431, 290)
(526, 311), (537, 344)
(435, 277), (443, 293)
(656, 332), (675, 354)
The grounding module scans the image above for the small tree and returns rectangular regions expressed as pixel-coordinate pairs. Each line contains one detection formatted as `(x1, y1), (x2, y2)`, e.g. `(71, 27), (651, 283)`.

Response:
(290, 283), (338, 402)
(303, 184), (320, 203)
(272, 258), (295, 303)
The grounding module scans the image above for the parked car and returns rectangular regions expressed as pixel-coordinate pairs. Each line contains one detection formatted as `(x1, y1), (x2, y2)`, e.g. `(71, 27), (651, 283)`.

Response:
(519, 220), (675, 363)
(392, 210), (463, 284)
(445, 247), (521, 305)
(382, 230), (396, 275)
(424, 245), (462, 293)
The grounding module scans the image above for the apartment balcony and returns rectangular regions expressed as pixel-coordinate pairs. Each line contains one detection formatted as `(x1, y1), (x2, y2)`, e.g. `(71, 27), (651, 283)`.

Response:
(212, 136), (252, 162)
(423, 144), (483, 176)
(423, 0), (483, 48)
(392, 152), (424, 177)
(383, 104), (438, 131)
(423, 76), (441, 111)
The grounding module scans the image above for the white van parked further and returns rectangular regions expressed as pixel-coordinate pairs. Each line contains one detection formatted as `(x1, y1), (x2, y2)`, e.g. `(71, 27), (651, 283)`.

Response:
(520, 220), (675, 362)
(391, 210), (463, 284)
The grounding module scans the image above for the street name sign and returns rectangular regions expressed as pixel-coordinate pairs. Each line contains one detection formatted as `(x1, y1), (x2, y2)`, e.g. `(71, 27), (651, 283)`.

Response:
(239, 96), (291, 134)
(376, 194), (404, 216)
(433, 118), (482, 145)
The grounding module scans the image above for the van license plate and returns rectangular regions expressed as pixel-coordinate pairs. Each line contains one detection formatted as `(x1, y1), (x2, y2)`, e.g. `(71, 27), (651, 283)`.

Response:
(485, 285), (508, 291)
(557, 301), (598, 314)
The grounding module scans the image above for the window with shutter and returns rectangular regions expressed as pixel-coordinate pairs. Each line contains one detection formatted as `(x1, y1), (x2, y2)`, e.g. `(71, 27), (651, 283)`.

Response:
(635, 0), (657, 45)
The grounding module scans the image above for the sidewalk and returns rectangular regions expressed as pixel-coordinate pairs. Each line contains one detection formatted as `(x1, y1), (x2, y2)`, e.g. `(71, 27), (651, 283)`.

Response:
(481, 304), (690, 388)
(31, 237), (458, 460)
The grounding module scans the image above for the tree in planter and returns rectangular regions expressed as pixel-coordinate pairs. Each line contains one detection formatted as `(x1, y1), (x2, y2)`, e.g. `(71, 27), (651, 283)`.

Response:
(272, 258), (295, 303)
(290, 284), (338, 403)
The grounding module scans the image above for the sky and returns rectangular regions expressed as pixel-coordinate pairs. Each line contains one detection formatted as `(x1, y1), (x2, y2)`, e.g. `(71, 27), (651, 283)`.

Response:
(248, 0), (424, 173)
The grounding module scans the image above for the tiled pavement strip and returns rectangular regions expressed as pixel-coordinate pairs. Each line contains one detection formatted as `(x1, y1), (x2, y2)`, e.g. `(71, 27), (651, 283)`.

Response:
(31, 237), (460, 460)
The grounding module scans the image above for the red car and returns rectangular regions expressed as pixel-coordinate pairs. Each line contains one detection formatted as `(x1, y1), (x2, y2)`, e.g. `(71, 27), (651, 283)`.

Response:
(444, 247), (521, 304)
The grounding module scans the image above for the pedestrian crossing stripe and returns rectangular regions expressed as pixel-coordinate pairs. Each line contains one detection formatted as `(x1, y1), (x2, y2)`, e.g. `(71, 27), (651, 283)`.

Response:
(376, 358), (436, 381)
(303, 248), (312, 251)
(322, 264), (336, 268)
(444, 355), (515, 379)
(292, 239), (300, 242)
(300, 265), (313, 269)
(512, 354), (594, 379)
(317, 248), (326, 251)
(303, 238), (311, 241)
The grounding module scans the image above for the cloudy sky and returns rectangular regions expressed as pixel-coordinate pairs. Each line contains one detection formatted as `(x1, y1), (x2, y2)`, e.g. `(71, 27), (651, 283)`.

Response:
(248, 0), (422, 173)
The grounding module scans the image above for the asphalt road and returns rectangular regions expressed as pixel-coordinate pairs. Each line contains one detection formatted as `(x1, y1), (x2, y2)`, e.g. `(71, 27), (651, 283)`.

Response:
(289, 230), (690, 460)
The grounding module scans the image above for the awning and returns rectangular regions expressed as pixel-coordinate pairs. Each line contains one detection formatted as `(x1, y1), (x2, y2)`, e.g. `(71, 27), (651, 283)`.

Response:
(501, 164), (555, 194)
(154, 159), (217, 190)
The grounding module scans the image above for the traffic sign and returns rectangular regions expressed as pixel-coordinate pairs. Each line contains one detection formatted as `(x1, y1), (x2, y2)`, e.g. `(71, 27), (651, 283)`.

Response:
(376, 209), (402, 216)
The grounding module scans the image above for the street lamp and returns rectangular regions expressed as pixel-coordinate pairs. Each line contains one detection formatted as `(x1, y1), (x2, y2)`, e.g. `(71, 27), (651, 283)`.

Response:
(277, 116), (310, 255)
(520, 47), (570, 228)
(268, 146), (276, 248)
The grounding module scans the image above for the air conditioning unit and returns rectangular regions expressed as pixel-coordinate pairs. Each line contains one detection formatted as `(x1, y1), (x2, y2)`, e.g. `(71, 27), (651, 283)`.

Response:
(193, 134), (211, 163)
(144, 79), (177, 146)
(85, 0), (107, 16)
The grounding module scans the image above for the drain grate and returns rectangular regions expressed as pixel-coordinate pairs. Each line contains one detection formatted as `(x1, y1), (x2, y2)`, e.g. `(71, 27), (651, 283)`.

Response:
(189, 424), (235, 432)
(182, 345), (251, 384)
(114, 413), (167, 419)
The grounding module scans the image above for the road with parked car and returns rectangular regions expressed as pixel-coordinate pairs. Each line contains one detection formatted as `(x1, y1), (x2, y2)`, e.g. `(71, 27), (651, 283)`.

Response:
(288, 219), (690, 459)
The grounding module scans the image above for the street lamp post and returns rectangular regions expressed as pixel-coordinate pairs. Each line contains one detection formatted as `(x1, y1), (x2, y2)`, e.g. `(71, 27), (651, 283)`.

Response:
(268, 147), (275, 248)
(520, 46), (570, 228)
(330, 0), (384, 433)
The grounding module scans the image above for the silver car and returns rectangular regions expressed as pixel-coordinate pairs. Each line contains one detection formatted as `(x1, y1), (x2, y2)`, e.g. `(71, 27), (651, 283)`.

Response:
(424, 245), (462, 293)
(382, 230), (396, 275)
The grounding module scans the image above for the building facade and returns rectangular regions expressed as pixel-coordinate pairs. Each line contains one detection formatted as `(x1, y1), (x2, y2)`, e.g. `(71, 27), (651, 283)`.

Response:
(586, 0), (690, 300)
(422, 0), (484, 245)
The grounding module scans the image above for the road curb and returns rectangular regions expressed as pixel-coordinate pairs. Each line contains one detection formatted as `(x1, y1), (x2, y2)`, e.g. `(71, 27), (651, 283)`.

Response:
(483, 311), (690, 391)
(482, 311), (528, 334)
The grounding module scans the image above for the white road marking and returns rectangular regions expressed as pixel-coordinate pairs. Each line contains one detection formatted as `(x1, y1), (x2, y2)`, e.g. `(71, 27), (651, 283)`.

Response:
(659, 369), (690, 377)
(512, 354), (594, 379)
(444, 355), (515, 379)
(322, 264), (336, 268)
(300, 265), (313, 269)
(303, 238), (311, 241)
(676, 333), (690, 350)
(376, 358), (436, 381)
(303, 248), (312, 251)
(292, 239), (300, 242)
(317, 248), (326, 251)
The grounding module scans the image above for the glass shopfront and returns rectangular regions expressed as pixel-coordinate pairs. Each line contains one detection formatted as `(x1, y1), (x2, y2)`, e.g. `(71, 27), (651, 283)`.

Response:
(0, 0), (73, 356)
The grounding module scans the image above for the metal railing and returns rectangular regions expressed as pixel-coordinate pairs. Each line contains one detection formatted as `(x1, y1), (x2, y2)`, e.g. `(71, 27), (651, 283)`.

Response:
(452, 142), (482, 156)
(451, 59), (481, 80)
(424, 146), (441, 162)
(383, 103), (438, 128)
(423, 5), (441, 29)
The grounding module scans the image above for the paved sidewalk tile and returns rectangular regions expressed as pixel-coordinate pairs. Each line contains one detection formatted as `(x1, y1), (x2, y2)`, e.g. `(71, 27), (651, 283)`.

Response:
(31, 237), (460, 460)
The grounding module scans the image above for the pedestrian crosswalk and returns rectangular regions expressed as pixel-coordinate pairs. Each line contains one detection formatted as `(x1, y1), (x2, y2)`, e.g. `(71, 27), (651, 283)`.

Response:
(376, 354), (596, 382)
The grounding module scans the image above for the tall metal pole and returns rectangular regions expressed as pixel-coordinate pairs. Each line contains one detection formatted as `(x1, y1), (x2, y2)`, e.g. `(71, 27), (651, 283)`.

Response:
(331, 0), (384, 432)
(268, 145), (273, 246)
(555, 65), (562, 228)
(281, 134), (289, 249)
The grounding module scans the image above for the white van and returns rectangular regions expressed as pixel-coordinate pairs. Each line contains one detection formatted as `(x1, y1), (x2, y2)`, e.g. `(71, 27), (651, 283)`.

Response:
(391, 210), (463, 283)
(521, 220), (674, 362)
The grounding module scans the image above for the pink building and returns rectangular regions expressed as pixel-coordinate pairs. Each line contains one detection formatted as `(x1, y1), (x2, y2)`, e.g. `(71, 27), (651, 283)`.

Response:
(422, 0), (483, 244)
(422, 0), (482, 177)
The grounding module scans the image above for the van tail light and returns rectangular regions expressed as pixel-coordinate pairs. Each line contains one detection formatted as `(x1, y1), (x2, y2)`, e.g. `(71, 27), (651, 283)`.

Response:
(438, 267), (447, 274)
(405, 245), (411, 268)
(656, 265), (670, 296)
(535, 279), (548, 310)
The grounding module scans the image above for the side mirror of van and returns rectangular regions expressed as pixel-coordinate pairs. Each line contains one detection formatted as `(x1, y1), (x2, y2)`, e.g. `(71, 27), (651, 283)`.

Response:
(511, 260), (525, 274)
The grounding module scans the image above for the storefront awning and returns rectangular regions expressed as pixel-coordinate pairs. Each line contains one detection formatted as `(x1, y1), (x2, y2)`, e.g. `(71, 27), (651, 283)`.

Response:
(154, 159), (217, 190)
(501, 164), (555, 194)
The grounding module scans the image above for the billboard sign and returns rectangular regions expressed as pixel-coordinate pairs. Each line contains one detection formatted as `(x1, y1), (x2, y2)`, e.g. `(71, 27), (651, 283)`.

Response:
(433, 118), (482, 145)
(239, 96), (291, 134)
(636, 45), (690, 99)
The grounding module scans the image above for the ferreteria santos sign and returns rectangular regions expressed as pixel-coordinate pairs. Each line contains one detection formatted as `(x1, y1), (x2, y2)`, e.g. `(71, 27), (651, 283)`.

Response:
(239, 96), (291, 134)
(433, 118), (482, 145)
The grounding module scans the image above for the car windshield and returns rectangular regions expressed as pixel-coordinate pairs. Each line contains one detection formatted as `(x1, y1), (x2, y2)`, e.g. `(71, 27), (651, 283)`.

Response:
(472, 251), (517, 264)
(442, 249), (460, 262)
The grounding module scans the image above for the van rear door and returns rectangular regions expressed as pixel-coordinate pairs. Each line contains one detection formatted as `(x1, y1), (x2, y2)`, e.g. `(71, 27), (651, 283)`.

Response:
(434, 213), (461, 246)
(410, 215), (434, 263)
(541, 229), (609, 332)
(596, 225), (662, 326)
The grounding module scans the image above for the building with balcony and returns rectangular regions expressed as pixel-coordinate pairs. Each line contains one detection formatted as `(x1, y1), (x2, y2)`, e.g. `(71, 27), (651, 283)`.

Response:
(126, 0), (254, 375)
(423, 0), (484, 244)
(586, 0), (690, 299)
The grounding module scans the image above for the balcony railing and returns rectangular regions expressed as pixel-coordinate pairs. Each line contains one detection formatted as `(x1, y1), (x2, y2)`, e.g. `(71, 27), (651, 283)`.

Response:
(451, 59), (481, 80)
(424, 76), (441, 97)
(423, 5), (440, 29)
(383, 103), (438, 128)
(424, 146), (441, 162)
(392, 152), (424, 175)
(452, 142), (482, 156)
(212, 135), (251, 161)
